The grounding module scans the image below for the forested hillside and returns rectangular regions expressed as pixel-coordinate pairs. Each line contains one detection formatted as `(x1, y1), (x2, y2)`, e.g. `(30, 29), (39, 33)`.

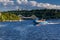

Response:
(1, 9), (60, 19)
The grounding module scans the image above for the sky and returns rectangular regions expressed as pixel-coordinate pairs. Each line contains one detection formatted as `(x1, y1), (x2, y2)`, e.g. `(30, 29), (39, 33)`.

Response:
(0, 0), (60, 11)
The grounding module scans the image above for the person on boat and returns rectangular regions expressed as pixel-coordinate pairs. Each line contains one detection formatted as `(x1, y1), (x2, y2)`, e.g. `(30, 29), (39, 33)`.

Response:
(37, 19), (45, 22)
(33, 18), (40, 25)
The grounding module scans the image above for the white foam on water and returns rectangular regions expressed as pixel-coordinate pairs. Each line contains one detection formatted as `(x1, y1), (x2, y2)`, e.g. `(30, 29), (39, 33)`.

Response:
(39, 21), (60, 25)
(0, 38), (3, 40)
(14, 27), (26, 31)
(28, 25), (34, 26)
(41, 21), (60, 25)
(0, 24), (7, 27)
(47, 22), (59, 24)
(27, 24), (34, 27)
(19, 20), (24, 22)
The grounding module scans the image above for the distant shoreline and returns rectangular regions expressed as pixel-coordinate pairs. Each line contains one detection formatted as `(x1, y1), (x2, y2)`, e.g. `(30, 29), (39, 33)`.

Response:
(0, 19), (60, 22)
(0, 9), (60, 22)
(0, 19), (22, 22)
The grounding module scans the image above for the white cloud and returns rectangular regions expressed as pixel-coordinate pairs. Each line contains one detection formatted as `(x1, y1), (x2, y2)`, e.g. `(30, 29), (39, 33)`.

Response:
(36, 3), (60, 9)
(15, 6), (22, 10)
(17, 0), (60, 9)
(0, 0), (60, 9)
(17, 0), (28, 4)
(29, 1), (37, 6)
(17, 0), (21, 4)
(16, 6), (19, 10)
(28, 1), (60, 9)
(0, 0), (14, 6)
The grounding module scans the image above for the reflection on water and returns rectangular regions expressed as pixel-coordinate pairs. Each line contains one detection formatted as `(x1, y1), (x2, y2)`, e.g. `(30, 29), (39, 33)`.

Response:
(0, 19), (60, 40)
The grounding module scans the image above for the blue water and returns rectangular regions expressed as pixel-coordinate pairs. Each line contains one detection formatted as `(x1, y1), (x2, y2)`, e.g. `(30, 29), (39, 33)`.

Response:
(0, 19), (60, 40)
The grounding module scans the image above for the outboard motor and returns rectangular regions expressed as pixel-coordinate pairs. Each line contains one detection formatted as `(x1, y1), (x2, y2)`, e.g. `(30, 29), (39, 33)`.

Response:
(33, 18), (39, 25)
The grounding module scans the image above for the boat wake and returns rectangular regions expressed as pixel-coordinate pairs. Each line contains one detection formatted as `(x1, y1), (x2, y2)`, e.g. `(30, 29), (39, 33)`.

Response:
(47, 22), (59, 24)
(39, 21), (60, 25)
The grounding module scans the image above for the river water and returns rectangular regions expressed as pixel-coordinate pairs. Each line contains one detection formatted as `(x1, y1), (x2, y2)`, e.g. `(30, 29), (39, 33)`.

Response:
(0, 19), (60, 40)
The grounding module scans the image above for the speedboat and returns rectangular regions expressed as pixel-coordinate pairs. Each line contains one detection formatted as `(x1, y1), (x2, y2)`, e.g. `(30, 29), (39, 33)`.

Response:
(34, 19), (48, 25)
(35, 19), (45, 22)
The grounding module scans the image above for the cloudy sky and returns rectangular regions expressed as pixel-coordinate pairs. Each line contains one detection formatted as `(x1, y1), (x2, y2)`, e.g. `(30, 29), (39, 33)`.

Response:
(0, 0), (60, 11)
